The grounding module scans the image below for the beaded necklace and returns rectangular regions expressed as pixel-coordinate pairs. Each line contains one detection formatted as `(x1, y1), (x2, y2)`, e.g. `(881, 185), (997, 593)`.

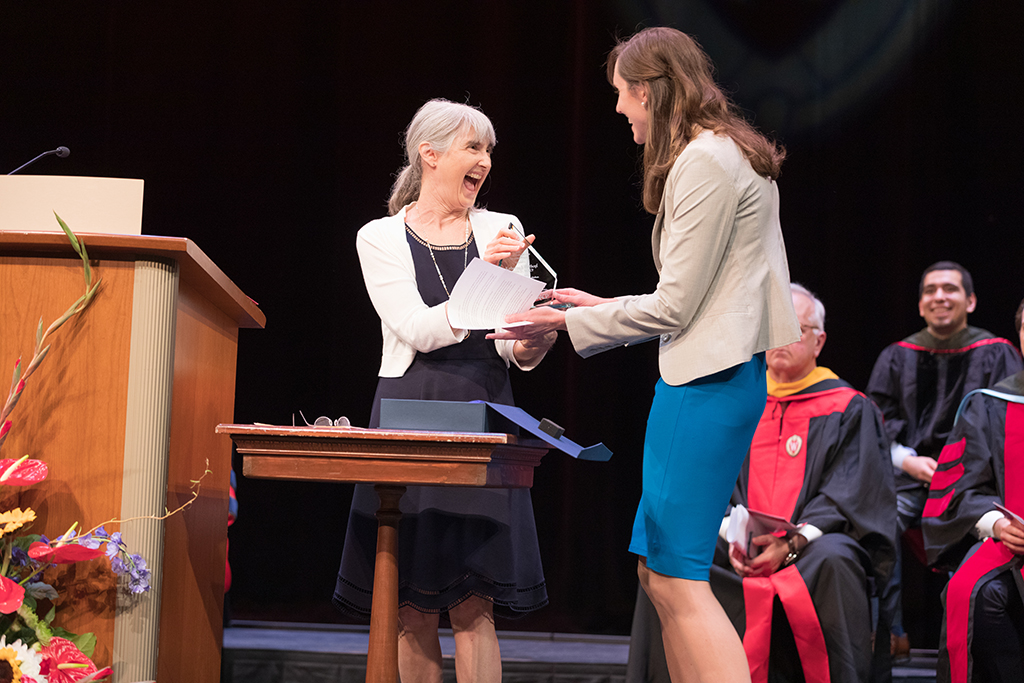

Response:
(404, 216), (471, 298)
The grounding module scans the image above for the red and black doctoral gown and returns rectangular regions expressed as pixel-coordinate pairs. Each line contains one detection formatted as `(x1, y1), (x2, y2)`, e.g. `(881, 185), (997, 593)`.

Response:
(867, 326), (1022, 492)
(627, 373), (898, 683)
(922, 371), (1024, 683)
(712, 376), (897, 683)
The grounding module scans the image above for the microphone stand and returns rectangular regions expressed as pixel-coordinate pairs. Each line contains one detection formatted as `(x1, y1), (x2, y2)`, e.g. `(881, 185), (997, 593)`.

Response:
(7, 146), (71, 175)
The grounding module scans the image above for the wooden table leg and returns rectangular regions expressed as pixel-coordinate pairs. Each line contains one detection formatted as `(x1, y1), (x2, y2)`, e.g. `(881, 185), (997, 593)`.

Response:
(365, 484), (406, 683)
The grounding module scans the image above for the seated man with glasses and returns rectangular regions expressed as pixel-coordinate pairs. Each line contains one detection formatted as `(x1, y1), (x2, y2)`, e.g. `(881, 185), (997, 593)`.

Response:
(628, 283), (897, 683)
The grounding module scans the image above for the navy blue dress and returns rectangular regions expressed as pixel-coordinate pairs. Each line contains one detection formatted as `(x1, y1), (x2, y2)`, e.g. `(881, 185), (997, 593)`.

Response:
(334, 227), (548, 618)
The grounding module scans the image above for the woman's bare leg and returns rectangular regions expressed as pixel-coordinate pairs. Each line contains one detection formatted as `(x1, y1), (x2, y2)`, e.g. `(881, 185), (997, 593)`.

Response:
(639, 559), (751, 683)
(449, 596), (501, 683)
(398, 605), (443, 683)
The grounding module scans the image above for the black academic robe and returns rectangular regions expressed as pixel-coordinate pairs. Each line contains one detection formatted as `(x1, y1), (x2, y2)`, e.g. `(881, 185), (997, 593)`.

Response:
(627, 378), (897, 683)
(922, 372), (1024, 683)
(867, 326), (1022, 492)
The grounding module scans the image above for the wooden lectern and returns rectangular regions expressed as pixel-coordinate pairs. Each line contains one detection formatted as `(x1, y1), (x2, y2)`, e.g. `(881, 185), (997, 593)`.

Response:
(216, 424), (551, 683)
(0, 232), (264, 683)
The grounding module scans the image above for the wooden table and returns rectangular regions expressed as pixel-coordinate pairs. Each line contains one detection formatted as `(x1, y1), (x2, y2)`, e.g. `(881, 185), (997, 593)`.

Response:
(216, 424), (551, 683)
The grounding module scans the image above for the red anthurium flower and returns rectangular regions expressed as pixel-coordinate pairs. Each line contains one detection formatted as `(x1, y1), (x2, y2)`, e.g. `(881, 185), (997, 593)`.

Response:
(0, 574), (26, 613)
(39, 637), (103, 683)
(0, 456), (48, 486)
(28, 541), (105, 565)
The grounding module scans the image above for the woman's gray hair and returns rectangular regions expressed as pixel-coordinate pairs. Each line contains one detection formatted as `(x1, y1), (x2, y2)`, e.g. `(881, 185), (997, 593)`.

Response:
(791, 282), (826, 332)
(387, 98), (497, 216)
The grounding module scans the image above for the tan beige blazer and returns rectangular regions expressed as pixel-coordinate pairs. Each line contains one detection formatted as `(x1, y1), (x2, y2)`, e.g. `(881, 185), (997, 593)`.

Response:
(565, 132), (800, 386)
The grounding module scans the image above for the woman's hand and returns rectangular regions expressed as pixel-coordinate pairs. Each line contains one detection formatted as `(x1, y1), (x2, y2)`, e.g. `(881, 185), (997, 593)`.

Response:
(512, 330), (558, 366)
(551, 287), (616, 308)
(482, 226), (533, 270)
(486, 306), (567, 341)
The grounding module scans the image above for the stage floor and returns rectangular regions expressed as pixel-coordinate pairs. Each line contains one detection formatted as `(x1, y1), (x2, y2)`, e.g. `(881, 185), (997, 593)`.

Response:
(222, 620), (938, 683)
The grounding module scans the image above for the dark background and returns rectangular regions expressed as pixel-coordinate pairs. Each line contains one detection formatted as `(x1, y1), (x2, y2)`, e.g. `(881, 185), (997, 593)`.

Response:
(2, 1), (1021, 639)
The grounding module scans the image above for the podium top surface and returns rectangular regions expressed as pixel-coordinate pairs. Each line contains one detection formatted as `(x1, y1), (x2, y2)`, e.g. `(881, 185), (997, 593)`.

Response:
(215, 423), (544, 446)
(217, 423), (552, 487)
(0, 231), (265, 329)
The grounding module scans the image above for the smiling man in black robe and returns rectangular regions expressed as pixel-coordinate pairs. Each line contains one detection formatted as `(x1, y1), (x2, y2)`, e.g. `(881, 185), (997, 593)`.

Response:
(867, 261), (1023, 655)
(922, 297), (1024, 683)
(627, 284), (896, 683)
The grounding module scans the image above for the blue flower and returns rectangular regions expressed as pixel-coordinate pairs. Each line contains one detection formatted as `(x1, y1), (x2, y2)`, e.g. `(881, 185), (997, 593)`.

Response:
(78, 533), (102, 550)
(128, 567), (151, 594)
(104, 532), (123, 560)
(10, 547), (28, 567)
(26, 580), (59, 600)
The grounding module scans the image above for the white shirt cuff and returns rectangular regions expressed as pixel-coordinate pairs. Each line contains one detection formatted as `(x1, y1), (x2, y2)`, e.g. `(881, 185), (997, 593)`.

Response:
(890, 442), (917, 468)
(798, 524), (823, 543)
(976, 510), (1005, 539)
(719, 515), (731, 540)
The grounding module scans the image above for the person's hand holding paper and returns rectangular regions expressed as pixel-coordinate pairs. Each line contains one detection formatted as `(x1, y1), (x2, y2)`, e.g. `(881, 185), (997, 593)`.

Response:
(446, 258), (545, 330)
(994, 502), (1024, 555)
(725, 504), (799, 577)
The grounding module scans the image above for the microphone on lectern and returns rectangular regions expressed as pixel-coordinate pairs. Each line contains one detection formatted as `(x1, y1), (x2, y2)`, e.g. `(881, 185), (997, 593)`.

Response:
(7, 146), (71, 175)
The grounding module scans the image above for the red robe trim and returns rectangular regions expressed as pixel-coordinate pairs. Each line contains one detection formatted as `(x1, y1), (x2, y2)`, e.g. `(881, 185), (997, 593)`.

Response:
(945, 540), (1021, 683)
(895, 337), (1018, 355)
(923, 490), (955, 519)
(742, 565), (830, 683)
(929, 462), (965, 491)
(924, 438), (966, 519)
(944, 401), (1024, 683)
(747, 387), (857, 521)
(1006, 403), (1024, 511)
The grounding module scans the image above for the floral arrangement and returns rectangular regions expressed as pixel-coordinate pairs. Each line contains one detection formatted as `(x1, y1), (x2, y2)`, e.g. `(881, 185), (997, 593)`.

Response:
(0, 217), (134, 683)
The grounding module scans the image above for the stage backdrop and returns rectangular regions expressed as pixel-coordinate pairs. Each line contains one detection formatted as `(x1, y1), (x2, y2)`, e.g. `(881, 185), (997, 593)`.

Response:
(1, 0), (1021, 639)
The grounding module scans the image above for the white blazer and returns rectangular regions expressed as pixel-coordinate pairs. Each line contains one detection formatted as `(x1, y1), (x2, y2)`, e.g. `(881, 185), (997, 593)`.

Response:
(565, 132), (800, 386)
(357, 204), (536, 378)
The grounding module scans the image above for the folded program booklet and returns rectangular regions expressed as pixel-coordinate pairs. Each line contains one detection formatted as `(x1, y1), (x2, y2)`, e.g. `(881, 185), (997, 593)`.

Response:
(726, 505), (798, 559)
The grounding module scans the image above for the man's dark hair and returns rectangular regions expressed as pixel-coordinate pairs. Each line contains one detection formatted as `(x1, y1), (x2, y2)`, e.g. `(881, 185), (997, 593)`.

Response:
(919, 261), (974, 298)
(1015, 296), (1024, 335)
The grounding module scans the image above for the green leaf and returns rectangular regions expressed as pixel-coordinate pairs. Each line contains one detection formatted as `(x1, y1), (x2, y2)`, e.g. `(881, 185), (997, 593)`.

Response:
(10, 356), (22, 388)
(25, 345), (51, 376)
(12, 534), (43, 551)
(57, 629), (97, 658)
(80, 238), (91, 267)
(84, 279), (102, 305)
(3, 622), (36, 648)
(54, 212), (80, 253)
(45, 603), (56, 624)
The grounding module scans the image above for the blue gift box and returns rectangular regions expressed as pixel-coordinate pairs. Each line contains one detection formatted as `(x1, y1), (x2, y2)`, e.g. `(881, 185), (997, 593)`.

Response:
(379, 399), (612, 462)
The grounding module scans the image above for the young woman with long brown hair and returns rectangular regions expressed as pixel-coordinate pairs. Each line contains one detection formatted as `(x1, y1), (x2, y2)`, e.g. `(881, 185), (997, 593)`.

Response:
(493, 27), (800, 681)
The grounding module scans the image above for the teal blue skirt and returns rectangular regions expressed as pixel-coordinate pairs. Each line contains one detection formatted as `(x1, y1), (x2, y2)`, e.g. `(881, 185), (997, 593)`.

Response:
(629, 353), (767, 580)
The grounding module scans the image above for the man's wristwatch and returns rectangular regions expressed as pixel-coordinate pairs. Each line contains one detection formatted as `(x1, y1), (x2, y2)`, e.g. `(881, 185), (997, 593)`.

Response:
(784, 535), (802, 566)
